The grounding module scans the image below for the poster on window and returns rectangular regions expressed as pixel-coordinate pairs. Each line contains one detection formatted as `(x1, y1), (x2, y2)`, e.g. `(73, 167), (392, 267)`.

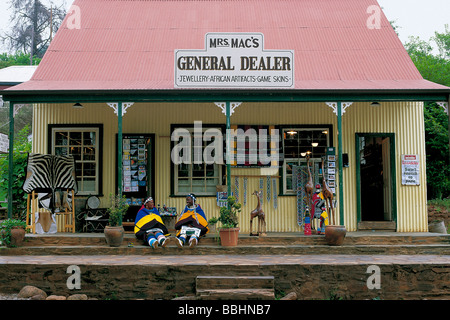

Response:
(401, 154), (420, 185)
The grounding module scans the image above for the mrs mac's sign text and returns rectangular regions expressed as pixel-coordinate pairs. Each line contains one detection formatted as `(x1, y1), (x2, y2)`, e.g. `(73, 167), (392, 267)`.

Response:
(175, 33), (294, 88)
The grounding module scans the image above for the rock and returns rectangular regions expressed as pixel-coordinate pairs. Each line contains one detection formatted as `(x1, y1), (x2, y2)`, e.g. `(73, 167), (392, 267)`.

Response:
(46, 295), (67, 300)
(67, 294), (88, 300)
(280, 292), (297, 300)
(30, 294), (47, 300)
(18, 286), (47, 299)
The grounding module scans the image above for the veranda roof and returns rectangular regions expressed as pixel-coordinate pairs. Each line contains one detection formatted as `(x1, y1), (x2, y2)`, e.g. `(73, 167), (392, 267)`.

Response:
(4, 0), (450, 100)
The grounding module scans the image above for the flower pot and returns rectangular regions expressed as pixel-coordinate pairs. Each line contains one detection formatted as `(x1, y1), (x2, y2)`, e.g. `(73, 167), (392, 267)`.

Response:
(9, 227), (26, 247)
(324, 225), (347, 246)
(219, 227), (239, 246)
(104, 226), (124, 247)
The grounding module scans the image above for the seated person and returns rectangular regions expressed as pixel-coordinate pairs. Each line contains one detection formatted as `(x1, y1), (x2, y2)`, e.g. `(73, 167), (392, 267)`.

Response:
(175, 193), (209, 248)
(134, 197), (170, 248)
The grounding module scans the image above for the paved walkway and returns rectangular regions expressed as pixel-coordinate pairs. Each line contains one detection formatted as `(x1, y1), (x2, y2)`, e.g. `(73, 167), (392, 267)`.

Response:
(1, 254), (449, 266)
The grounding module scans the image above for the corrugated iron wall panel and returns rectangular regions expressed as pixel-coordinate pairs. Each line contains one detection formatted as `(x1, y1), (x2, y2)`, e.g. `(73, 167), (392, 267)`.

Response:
(32, 101), (428, 232)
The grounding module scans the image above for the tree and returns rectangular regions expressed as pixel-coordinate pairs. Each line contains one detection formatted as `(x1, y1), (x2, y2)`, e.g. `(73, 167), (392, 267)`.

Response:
(1, 0), (67, 60)
(404, 25), (450, 199)
(0, 125), (32, 217)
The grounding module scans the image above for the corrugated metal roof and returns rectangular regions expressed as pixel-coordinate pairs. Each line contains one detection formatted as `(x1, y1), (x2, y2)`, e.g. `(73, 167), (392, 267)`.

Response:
(7, 0), (450, 92)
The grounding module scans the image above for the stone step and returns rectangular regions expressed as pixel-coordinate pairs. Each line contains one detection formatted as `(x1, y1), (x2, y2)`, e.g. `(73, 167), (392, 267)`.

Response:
(19, 231), (450, 247)
(3, 243), (450, 256)
(196, 275), (274, 300)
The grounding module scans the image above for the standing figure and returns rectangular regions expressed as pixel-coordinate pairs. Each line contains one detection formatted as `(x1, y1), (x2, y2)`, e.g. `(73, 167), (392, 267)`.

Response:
(250, 190), (266, 236)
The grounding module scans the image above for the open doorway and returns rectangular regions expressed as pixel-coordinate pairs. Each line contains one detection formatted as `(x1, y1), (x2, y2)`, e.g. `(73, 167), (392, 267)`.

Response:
(356, 133), (396, 230)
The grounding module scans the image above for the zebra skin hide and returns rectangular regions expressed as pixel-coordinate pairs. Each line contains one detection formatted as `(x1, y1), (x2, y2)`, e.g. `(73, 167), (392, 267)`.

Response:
(22, 153), (78, 213)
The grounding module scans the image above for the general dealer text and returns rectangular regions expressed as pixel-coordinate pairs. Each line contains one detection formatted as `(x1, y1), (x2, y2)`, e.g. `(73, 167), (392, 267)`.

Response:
(177, 55), (291, 71)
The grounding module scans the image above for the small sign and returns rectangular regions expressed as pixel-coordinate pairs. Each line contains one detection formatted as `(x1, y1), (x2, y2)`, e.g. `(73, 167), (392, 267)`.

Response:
(175, 33), (294, 88)
(0, 133), (8, 153)
(401, 154), (420, 185)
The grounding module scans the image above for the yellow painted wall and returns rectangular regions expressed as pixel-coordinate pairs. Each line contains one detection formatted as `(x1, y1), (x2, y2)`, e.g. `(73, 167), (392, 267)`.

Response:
(32, 101), (428, 232)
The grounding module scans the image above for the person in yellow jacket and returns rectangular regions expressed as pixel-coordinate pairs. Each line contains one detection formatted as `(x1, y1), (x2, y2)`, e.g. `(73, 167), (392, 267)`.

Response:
(134, 197), (170, 248)
(175, 193), (209, 248)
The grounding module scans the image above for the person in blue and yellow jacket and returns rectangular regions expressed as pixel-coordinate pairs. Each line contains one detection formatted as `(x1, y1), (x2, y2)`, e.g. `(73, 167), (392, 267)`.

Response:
(134, 197), (170, 248)
(175, 193), (209, 248)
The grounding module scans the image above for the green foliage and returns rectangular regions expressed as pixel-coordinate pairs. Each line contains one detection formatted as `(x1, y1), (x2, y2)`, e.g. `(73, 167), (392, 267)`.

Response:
(0, 218), (27, 246)
(106, 194), (129, 227)
(404, 26), (450, 199)
(216, 196), (241, 229)
(0, 125), (32, 216)
(0, 52), (41, 69)
(424, 103), (450, 198)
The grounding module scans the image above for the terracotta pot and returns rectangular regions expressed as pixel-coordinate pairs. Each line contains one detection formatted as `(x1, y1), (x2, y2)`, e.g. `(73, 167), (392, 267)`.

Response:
(325, 225), (347, 246)
(9, 227), (26, 247)
(104, 226), (124, 247)
(219, 227), (239, 246)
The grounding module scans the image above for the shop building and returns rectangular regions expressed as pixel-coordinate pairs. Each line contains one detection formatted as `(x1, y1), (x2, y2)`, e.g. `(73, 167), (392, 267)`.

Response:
(3, 0), (449, 232)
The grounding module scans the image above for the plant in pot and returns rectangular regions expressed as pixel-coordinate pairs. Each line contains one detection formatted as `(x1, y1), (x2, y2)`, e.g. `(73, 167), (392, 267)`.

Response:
(104, 194), (129, 247)
(216, 196), (241, 246)
(0, 218), (27, 247)
(207, 217), (218, 234)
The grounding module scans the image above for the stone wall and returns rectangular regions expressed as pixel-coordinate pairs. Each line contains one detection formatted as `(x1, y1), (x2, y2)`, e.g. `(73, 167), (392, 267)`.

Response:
(1, 263), (448, 300)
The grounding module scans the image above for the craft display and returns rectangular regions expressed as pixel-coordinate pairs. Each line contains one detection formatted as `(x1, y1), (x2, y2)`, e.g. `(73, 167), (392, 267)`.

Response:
(272, 178), (277, 209)
(243, 177), (248, 206)
(249, 190), (266, 236)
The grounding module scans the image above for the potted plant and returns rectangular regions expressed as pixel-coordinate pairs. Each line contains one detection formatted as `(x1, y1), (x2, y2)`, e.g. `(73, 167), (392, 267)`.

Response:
(207, 217), (218, 234)
(104, 194), (129, 247)
(0, 218), (27, 247)
(216, 196), (241, 246)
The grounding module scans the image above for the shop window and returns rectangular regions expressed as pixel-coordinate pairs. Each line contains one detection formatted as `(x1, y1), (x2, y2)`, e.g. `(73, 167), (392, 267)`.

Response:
(49, 125), (103, 195)
(281, 126), (332, 194)
(171, 125), (223, 196)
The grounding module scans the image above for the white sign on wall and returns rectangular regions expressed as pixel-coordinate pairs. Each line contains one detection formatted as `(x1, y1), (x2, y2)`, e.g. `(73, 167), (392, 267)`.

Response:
(401, 154), (420, 185)
(175, 33), (294, 89)
(0, 133), (9, 153)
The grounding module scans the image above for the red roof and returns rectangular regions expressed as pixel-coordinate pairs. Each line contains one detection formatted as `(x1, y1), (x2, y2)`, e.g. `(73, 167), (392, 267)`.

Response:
(8, 0), (449, 92)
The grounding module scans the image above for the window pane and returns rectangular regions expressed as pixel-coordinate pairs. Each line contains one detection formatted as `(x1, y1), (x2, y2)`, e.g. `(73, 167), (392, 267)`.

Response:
(71, 146), (82, 160)
(69, 132), (82, 146)
(55, 132), (68, 146)
(178, 179), (190, 193)
(178, 164), (189, 177)
(82, 178), (96, 192)
(192, 164), (204, 177)
(286, 177), (292, 190)
(191, 178), (205, 192)
(54, 146), (68, 156)
(83, 132), (96, 146)
(83, 163), (96, 177)
(83, 147), (95, 161)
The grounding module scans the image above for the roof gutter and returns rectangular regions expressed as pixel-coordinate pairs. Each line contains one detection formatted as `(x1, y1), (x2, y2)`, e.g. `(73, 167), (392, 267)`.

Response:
(2, 88), (450, 104)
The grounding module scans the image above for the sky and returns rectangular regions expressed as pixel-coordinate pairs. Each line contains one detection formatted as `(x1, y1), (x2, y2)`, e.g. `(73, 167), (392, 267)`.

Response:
(0, 0), (448, 53)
